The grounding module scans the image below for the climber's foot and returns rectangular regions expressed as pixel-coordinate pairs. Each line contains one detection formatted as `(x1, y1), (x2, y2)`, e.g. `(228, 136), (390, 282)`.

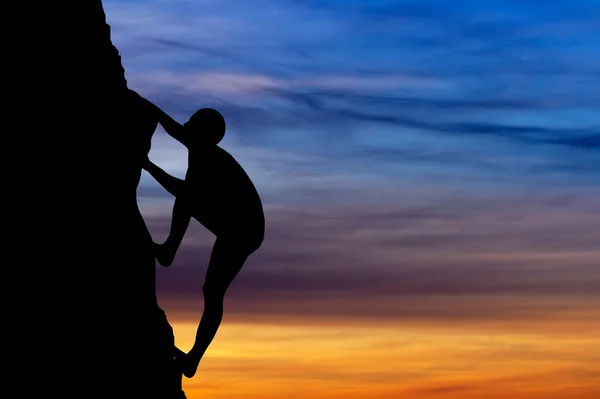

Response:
(155, 243), (175, 267)
(174, 348), (201, 379)
(173, 346), (187, 359)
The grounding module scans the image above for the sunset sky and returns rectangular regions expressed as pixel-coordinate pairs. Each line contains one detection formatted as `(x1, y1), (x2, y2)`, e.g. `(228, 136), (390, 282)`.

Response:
(105, 1), (599, 397)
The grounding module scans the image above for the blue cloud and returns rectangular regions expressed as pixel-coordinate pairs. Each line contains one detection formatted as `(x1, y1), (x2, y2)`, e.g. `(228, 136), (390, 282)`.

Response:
(105, 0), (600, 197)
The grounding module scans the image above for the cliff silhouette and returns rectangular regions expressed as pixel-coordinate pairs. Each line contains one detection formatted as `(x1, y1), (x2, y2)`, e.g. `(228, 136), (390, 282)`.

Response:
(8, 1), (180, 397)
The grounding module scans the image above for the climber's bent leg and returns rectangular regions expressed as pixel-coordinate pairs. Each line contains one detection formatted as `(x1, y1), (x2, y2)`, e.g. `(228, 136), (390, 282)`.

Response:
(178, 233), (261, 378)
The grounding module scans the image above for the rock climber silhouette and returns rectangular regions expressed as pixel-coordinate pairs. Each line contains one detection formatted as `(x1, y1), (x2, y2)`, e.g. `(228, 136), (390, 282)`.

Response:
(131, 91), (265, 379)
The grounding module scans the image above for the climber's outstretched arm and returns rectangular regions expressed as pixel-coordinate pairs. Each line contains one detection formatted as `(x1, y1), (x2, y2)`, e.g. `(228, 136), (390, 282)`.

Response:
(149, 103), (189, 148)
(143, 158), (185, 198)
(129, 90), (189, 147)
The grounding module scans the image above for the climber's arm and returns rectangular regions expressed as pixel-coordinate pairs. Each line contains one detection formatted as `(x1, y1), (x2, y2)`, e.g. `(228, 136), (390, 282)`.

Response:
(142, 158), (185, 198)
(149, 104), (190, 148)
(129, 90), (190, 147)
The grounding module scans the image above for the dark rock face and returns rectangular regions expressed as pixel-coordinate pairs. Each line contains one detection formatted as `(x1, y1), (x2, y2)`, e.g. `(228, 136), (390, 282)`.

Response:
(9, 1), (178, 397)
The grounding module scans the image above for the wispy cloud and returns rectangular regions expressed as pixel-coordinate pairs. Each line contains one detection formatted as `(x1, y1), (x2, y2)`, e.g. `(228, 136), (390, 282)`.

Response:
(104, 0), (600, 189)
(142, 188), (600, 333)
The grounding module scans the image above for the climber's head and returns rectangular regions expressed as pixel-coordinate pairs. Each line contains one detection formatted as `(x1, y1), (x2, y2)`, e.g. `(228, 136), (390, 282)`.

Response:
(184, 108), (226, 146)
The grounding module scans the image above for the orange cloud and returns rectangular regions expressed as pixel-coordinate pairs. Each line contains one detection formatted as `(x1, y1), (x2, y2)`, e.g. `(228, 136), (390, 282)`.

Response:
(166, 322), (600, 399)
